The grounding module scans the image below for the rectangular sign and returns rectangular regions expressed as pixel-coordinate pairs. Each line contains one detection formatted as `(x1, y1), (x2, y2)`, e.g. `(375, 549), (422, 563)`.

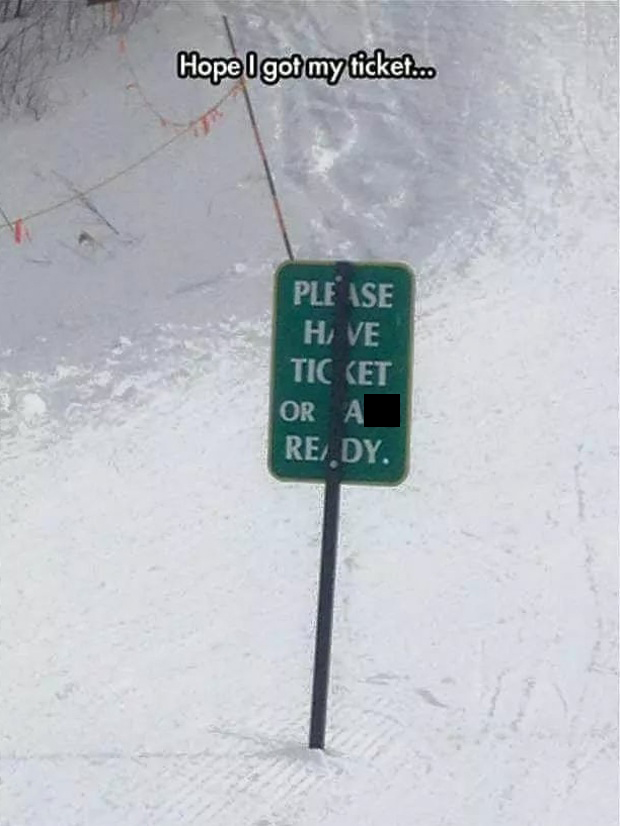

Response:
(269, 260), (414, 485)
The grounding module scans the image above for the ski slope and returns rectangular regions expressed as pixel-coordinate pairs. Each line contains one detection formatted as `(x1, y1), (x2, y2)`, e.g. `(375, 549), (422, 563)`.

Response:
(1, 2), (618, 824)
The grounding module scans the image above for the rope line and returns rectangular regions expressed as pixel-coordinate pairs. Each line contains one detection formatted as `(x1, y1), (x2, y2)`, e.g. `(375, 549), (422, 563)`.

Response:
(122, 50), (226, 132)
(0, 54), (244, 237)
(2, 14), (289, 252)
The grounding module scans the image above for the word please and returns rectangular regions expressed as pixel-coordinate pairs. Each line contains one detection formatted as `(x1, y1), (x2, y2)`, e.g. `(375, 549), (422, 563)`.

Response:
(290, 357), (392, 386)
(293, 280), (394, 308)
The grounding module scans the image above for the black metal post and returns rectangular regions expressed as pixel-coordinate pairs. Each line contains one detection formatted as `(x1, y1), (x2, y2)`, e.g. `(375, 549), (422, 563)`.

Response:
(309, 261), (353, 750)
(222, 15), (294, 262)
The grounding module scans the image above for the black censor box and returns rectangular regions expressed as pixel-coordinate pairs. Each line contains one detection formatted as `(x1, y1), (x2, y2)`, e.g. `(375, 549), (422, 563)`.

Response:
(177, 47), (437, 86)
(364, 394), (401, 427)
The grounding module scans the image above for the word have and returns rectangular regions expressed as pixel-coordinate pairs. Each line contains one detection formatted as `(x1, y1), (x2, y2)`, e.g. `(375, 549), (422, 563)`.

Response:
(303, 319), (380, 347)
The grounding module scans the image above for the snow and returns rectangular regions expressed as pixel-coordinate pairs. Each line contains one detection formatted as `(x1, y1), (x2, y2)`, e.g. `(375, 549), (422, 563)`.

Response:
(0, 2), (618, 825)
(19, 392), (47, 423)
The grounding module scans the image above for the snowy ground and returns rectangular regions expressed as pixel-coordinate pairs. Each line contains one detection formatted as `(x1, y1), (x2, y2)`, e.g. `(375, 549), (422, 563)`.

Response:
(0, 2), (618, 825)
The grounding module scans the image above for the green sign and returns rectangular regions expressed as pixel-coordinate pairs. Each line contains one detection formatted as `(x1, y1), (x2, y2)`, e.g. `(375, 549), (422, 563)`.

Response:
(269, 260), (414, 485)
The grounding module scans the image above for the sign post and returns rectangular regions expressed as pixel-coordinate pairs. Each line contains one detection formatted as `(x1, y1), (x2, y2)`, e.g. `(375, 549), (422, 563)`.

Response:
(308, 261), (353, 749)
(268, 259), (414, 749)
